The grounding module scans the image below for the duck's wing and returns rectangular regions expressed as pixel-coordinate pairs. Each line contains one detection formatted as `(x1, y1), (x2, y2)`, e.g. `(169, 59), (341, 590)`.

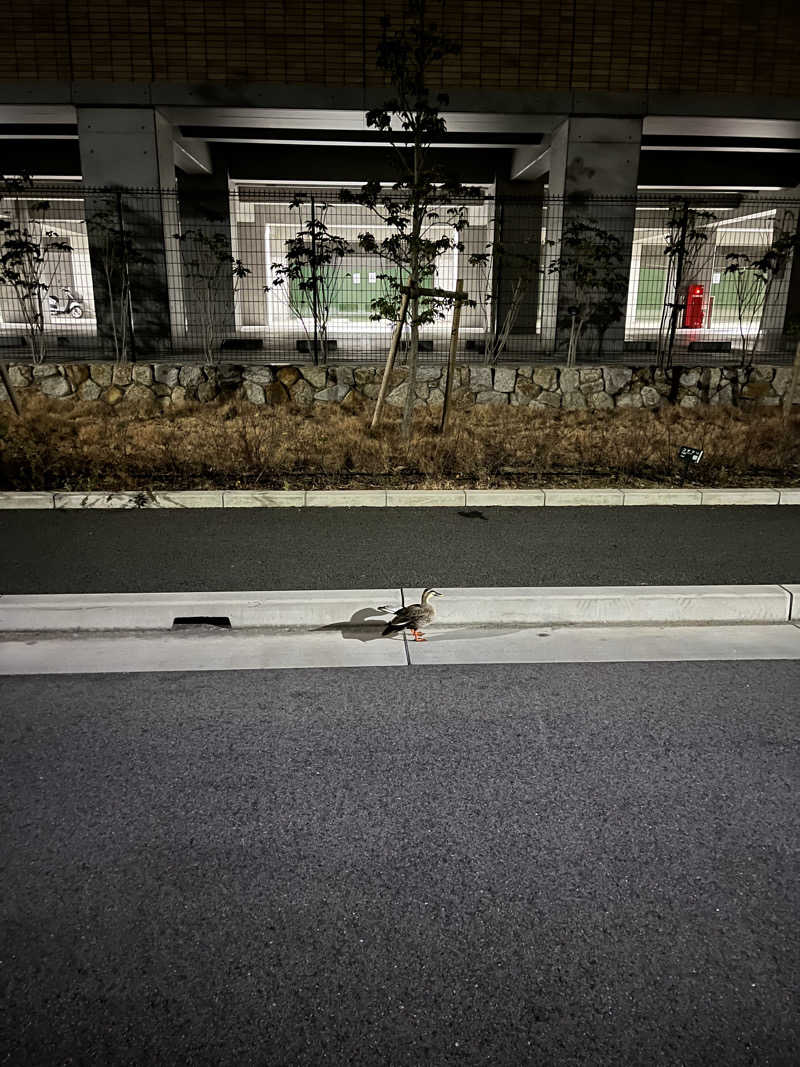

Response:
(381, 603), (422, 634)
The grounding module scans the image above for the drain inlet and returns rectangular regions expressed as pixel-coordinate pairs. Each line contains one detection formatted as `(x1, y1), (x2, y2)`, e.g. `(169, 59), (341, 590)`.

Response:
(172, 616), (232, 629)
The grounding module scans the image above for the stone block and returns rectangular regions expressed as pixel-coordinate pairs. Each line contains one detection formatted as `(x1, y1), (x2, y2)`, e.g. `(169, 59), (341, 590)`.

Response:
(243, 381), (265, 404)
(196, 380), (218, 403)
(640, 386), (660, 408)
(772, 368), (792, 395)
(179, 365), (204, 388)
(710, 384), (733, 405)
(532, 367), (558, 390)
(302, 367), (327, 389)
(679, 369), (701, 387)
(680, 394), (701, 408)
(112, 365), (133, 386)
(493, 367), (517, 392)
(531, 390), (562, 409)
(778, 489), (800, 504)
(153, 364), (179, 387)
(8, 365), (32, 387)
(265, 381), (290, 405)
(32, 364), (59, 379)
(562, 391), (587, 410)
(40, 375), (72, 398)
(90, 364), (113, 386)
(741, 382), (772, 399)
(132, 364), (153, 385)
(171, 386), (187, 408)
(64, 364), (90, 387)
(77, 379), (102, 402)
(560, 368), (580, 393)
(470, 367), (492, 389)
(242, 365), (274, 385)
(604, 366), (632, 395)
(385, 383), (408, 407)
(475, 391), (508, 405)
(588, 391), (614, 411)
(291, 379), (315, 407)
(751, 365), (774, 383)
(315, 384), (350, 403)
(276, 366), (300, 386)
(615, 392), (642, 408)
(103, 385), (124, 405)
(121, 383), (156, 409)
(579, 367), (603, 385)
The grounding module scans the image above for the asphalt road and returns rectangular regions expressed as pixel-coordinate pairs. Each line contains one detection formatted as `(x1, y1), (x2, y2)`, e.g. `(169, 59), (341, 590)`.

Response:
(3, 661), (798, 1065)
(2, 505), (799, 593)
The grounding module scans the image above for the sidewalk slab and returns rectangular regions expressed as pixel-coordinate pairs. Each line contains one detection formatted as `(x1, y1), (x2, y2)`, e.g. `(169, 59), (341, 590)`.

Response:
(464, 490), (545, 507)
(306, 490), (387, 507)
(701, 489), (781, 505)
(543, 490), (624, 506)
(623, 489), (702, 505)
(0, 589), (401, 632)
(54, 492), (146, 509)
(0, 628), (408, 675)
(151, 491), (224, 508)
(0, 492), (54, 509)
(386, 490), (467, 506)
(405, 623), (800, 665)
(415, 585), (791, 626)
(779, 489), (800, 505)
(222, 491), (305, 507)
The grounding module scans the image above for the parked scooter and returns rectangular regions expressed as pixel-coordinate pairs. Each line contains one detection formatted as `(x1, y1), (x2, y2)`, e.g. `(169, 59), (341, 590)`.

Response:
(48, 286), (84, 318)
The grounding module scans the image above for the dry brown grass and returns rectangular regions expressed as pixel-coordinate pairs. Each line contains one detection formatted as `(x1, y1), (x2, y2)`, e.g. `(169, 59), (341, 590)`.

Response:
(1, 391), (799, 491)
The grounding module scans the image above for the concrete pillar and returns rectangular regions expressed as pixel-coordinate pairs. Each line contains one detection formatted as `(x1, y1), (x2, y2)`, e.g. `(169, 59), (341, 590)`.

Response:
(540, 117), (642, 360)
(758, 202), (800, 357)
(493, 175), (544, 349)
(176, 170), (237, 356)
(77, 108), (181, 357)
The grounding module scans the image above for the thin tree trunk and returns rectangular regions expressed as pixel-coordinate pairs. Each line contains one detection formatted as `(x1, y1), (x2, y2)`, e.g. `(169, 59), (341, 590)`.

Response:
(440, 278), (464, 434)
(370, 292), (410, 430)
(0, 363), (21, 417)
(783, 338), (800, 422)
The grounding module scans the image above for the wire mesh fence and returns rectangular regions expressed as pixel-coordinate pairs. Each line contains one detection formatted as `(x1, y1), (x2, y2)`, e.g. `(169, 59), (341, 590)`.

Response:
(1, 183), (799, 366)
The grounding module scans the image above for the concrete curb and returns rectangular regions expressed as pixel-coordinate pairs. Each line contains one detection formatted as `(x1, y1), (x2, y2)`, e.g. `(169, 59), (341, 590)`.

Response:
(1, 585), (796, 632)
(0, 488), (799, 509)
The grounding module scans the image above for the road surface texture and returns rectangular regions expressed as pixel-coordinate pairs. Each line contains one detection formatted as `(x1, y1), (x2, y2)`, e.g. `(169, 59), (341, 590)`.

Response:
(1, 505), (799, 593)
(3, 662), (798, 1065)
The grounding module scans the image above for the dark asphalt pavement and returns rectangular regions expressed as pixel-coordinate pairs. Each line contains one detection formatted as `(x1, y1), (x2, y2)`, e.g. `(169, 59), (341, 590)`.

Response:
(1, 505), (799, 592)
(2, 662), (798, 1065)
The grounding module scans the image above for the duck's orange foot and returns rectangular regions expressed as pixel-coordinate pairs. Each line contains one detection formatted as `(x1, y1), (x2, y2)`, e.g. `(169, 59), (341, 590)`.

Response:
(412, 630), (427, 642)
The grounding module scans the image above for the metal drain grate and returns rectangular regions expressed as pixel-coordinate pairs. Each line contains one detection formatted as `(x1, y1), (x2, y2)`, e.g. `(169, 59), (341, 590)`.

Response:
(172, 616), (232, 629)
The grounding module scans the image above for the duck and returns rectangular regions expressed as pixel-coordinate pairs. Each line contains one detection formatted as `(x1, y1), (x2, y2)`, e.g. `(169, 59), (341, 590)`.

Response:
(382, 588), (443, 641)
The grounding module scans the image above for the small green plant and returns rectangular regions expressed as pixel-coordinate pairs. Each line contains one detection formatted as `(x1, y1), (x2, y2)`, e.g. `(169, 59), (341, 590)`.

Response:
(469, 233), (542, 364)
(724, 218), (800, 367)
(265, 195), (350, 363)
(0, 175), (73, 363)
(173, 229), (250, 362)
(657, 202), (717, 370)
(547, 219), (628, 366)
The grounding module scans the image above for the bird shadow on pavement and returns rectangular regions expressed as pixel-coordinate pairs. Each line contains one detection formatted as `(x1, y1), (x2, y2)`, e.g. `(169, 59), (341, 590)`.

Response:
(313, 606), (395, 643)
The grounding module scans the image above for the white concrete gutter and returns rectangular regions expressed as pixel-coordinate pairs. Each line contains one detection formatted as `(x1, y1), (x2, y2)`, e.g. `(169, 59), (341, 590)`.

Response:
(0, 487), (799, 509)
(1, 585), (797, 632)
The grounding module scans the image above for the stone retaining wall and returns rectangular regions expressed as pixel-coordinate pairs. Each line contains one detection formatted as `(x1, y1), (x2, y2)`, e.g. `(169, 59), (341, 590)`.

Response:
(2, 362), (796, 411)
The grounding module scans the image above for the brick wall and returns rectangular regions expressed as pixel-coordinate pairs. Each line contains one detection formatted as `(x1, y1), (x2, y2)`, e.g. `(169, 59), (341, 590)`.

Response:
(2, 0), (798, 97)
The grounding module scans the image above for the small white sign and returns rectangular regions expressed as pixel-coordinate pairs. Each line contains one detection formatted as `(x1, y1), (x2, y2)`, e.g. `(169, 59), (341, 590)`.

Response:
(368, 272), (377, 283)
(712, 272), (721, 284)
(352, 273), (361, 285)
